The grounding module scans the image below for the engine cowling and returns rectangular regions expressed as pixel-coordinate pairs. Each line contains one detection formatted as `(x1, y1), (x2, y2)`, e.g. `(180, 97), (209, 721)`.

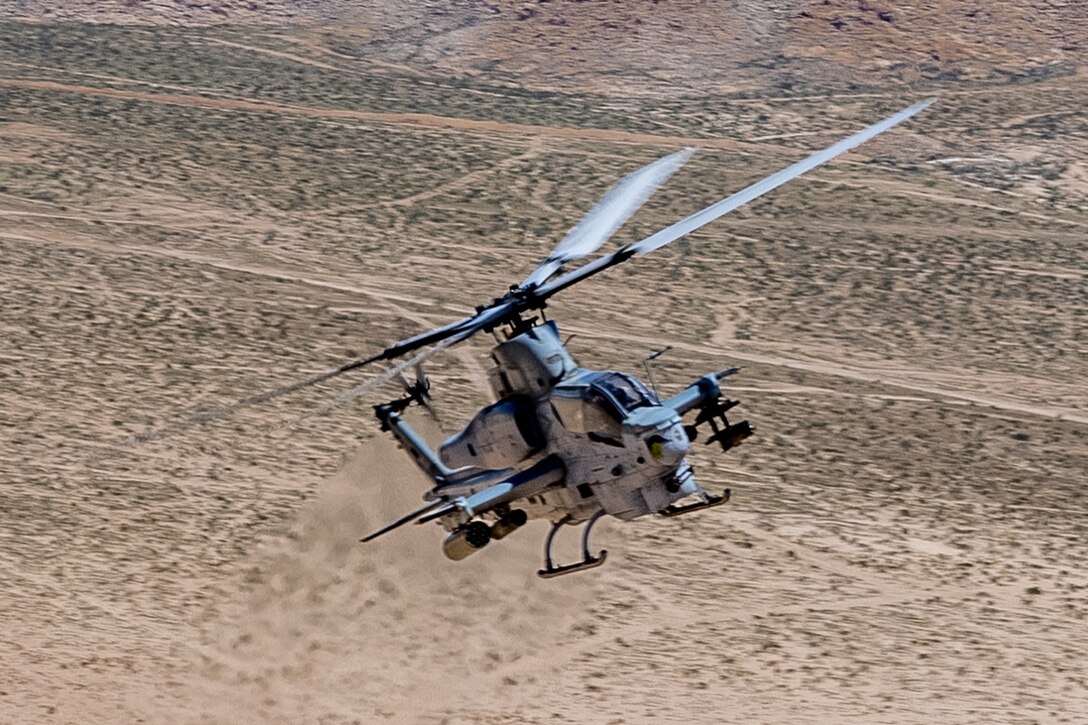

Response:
(439, 397), (542, 470)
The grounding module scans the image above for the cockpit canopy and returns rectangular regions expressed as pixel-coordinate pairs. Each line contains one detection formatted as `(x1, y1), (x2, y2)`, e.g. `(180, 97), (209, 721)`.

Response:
(550, 372), (659, 438)
(585, 372), (658, 412)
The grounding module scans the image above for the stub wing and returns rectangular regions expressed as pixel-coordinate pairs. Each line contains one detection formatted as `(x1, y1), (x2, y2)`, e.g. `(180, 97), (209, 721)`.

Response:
(664, 367), (754, 453)
(661, 367), (738, 416)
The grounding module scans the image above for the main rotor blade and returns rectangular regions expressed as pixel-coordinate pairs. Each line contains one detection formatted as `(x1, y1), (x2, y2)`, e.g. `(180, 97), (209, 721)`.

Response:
(120, 352), (390, 446)
(630, 98), (934, 255)
(180, 314), (473, 418)
(536, 99), (934, 299)
(311, 316), (494, 417)
(231, 303), (513, 413)
(119, 303), (513, 447)
(378, 301), (513, 357)
(520, 148), (694, 288)
(207, 306), (488, 412)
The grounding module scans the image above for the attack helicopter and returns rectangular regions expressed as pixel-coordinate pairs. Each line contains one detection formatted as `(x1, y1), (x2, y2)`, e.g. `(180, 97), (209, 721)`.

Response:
(239, 100), (933, 577)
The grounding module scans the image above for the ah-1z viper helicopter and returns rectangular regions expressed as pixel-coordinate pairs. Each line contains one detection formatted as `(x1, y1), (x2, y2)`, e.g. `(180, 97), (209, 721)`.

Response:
(250, 100), (932, 578)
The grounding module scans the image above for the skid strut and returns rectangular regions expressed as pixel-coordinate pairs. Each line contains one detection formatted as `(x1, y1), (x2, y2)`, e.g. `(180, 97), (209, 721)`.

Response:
(538, 510), (608, 579)
(660, 488), (732, 518)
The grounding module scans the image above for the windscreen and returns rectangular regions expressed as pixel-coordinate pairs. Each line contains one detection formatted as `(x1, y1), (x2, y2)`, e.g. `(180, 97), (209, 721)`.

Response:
(590, 372), (658, 412)
(550, 386), (622, 439)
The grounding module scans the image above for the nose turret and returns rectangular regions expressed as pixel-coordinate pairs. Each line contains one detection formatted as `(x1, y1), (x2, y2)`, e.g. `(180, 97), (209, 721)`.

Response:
(644, 421), (690, 465)
(624, 406), (689, 466)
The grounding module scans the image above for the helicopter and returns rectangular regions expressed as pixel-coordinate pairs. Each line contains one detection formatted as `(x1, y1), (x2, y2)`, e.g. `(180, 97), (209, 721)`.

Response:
(229, 99), (933, 577)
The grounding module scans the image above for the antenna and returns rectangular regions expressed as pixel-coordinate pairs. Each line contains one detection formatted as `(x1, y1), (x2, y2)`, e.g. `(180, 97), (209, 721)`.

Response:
(643, 346), (672, 399)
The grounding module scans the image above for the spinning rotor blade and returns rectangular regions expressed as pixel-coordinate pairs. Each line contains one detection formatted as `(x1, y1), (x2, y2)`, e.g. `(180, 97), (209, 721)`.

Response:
(537, 99), (935, 299)
(341, 148), (695, 369)
(362, 301), (515, 365)
(520, 148), (694, 288)
(214, 309), (489, 410)
(412, 363), (439, 420)
(126, 305), (509, 445)
(287, 304), (513, 417)
(120, 100), (933, 451)
(631, 99), (934, 255)
(197, 100), (933, 425)
(308, 304), (513, 417)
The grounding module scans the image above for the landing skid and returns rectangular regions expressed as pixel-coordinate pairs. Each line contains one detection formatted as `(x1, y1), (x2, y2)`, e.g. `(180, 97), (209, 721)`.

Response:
(538, 510), (608, 579)
(659, 488), (731, 518)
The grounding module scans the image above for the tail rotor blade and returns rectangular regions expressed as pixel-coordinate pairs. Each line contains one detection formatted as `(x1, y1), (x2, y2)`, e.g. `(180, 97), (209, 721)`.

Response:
(413, 363), (438, 420)
(308, 306), (507, 418)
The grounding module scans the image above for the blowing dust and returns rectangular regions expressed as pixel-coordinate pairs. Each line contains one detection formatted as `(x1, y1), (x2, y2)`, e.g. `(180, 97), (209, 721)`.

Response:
(178, 415), (594, 724)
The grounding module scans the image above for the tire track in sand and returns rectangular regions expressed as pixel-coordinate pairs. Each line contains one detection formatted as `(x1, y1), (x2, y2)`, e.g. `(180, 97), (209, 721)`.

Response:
(0, 77), (754, 151)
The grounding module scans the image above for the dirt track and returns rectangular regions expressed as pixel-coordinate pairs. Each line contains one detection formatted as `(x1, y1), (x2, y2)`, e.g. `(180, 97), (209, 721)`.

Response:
(0, 78), (758, 152)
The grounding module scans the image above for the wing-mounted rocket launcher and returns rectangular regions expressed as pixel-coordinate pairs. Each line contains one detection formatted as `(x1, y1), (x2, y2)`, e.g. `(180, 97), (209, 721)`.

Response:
(661, 367), (754, 453)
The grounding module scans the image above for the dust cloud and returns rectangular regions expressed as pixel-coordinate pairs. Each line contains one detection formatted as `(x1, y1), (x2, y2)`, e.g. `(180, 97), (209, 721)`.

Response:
(179, 419), (593, 724)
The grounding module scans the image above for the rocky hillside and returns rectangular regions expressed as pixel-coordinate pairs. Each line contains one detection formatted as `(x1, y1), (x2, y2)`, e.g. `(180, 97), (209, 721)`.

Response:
(1, 1), (1084, 95)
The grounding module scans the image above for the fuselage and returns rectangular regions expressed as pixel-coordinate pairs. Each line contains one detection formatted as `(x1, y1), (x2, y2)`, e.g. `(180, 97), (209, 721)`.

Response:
(434, 322), (700, 525)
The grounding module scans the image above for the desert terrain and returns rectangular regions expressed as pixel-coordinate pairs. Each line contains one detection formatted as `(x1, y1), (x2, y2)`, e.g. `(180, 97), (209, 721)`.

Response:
(1, 2), (1086, 723)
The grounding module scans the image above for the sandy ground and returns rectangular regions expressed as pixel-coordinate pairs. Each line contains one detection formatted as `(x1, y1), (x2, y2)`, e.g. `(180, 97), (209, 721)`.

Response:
(1, 13), (1087, 725)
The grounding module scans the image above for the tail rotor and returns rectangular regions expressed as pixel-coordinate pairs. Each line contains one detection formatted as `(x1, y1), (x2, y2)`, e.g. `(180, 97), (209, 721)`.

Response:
(399, 363), (438, 422)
